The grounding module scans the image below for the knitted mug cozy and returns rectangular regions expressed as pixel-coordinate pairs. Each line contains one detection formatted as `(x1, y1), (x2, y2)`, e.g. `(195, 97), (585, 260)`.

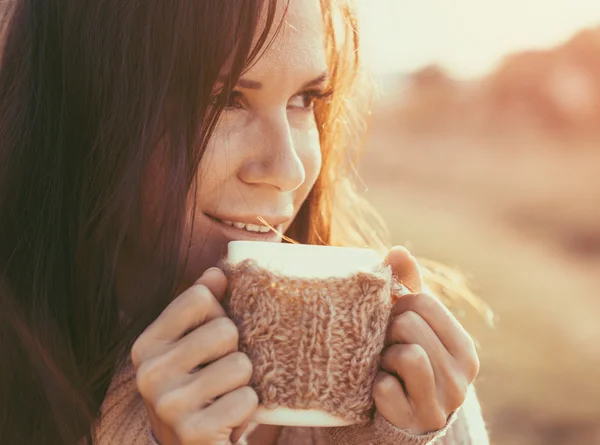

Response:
(222, 258), (398, 424)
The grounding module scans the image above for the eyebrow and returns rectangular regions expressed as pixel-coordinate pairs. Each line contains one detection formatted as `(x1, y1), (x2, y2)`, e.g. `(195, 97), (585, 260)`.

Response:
(220, 71), (329, 90)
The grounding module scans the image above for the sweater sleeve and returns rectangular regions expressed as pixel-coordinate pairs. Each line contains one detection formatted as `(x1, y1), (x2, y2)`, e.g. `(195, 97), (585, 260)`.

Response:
(437, 385), (489, 445)
(94, 359), (160, 445)
(320, 385), (489, 445)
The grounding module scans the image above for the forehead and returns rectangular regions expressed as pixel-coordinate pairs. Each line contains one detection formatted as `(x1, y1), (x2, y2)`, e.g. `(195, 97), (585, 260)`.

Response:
(246, 0), (328, 82)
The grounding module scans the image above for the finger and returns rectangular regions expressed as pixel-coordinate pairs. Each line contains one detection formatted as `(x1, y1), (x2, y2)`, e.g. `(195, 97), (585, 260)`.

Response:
(375, 360), (447, 433)
(385, 246), (423, 293)
(205, 386), (258, 429)
(386, 310), (452, 394)
(187, 352), (253, 405)
(372, 371), (412, 428)
(387, 312), (472, 414)
(171, 317), (240, 373)
(392, 293), (478, 375)
(153, 352), (253, 426)
(158, 268), (229, 339)
(387, 311), (448, 366)
(380, 344), (436, 409)
(184, 386), (258, 437)
(132, 276), (228, 366)
(135, 318), (239, 404)
(196, 267), (228, 302)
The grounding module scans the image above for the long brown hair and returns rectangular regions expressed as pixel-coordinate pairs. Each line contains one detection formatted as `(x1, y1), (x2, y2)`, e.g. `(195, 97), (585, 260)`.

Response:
(0, 1), (487, 444)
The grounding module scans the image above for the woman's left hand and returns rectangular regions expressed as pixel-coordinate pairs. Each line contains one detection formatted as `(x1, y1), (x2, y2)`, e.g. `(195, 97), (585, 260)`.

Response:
(373, 246), (480, 435)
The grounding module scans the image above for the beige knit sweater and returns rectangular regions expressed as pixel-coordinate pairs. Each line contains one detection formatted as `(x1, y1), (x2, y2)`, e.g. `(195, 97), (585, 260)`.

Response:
(95, 358), (489, 444)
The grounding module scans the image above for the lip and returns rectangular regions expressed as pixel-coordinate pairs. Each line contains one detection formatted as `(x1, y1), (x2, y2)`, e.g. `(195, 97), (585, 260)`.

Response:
(204, 213), (284, 242)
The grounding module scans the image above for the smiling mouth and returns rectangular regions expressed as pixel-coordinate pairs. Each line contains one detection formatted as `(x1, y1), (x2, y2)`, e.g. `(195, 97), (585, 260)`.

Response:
(217, 218), (272, 233)
(204, 213), (284, 235)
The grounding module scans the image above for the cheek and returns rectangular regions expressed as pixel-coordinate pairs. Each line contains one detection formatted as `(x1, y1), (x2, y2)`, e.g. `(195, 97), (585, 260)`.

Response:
(192, 116), (244, 198)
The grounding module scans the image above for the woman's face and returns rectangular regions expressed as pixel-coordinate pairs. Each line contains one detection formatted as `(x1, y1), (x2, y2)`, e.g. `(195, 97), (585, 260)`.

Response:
(181, 0), (328, 287)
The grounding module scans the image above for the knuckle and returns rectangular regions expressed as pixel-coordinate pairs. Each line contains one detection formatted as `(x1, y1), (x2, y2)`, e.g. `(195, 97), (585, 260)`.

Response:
(403, 344), (429, 369)
(391, 312), (413, 340)
(372, 372), (398, 400)
(466, 353), (480, 381)
(154, 391), (184, 423)
(399, 310), (421, 328)
(428, 409), (448, 431)
(391, 315), (404, 333)
(445, 377), (468, 411)
(130, 338), (147, 369)
(215, 317), (239, 344)
(413, 292), (436, 312)
(188, 284), (213, 311)
(464, 342), (480, 380)
(241, 386), (259, 407)
(231, 352), (254, 380)
(176, 416), (205, 444)
(136, 359), (166, 397)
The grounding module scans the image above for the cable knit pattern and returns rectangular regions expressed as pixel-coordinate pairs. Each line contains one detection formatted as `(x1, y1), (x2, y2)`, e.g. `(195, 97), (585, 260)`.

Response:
(95, 354), (489, 445)
(222, 259), (395, 424)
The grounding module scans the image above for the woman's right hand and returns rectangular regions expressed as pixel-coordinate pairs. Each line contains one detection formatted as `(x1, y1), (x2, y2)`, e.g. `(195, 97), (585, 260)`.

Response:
(131, 267), (257, 445)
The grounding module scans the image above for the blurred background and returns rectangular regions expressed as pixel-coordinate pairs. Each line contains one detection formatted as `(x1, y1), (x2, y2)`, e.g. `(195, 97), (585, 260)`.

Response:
(357, 1), (600, 444)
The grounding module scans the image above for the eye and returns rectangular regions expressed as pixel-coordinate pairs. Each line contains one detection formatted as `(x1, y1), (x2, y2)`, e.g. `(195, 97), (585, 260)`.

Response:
(211, 90), (245, 110)
(288, 88), (334, 111)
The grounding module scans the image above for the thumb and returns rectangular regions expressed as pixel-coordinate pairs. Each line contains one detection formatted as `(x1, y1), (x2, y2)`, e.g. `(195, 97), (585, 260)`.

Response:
(384, 246), (423, 294)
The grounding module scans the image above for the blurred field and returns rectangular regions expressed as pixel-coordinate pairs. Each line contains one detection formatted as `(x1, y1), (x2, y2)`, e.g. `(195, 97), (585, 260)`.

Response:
(359, 28), (600, 445)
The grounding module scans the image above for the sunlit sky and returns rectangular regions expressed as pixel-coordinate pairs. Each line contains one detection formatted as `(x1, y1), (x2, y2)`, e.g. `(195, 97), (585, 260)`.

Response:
(358, 0), (600, 79)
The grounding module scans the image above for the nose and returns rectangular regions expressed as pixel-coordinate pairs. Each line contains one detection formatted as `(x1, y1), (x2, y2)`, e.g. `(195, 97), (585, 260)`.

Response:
(237, 113), (306, 192)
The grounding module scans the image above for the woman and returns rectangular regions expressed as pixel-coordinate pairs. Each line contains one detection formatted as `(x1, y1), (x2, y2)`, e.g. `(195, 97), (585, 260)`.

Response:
(0, 0), (489, 444)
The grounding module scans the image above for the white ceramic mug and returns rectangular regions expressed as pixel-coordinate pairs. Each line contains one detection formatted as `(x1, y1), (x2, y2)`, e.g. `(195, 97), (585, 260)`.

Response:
(226, 241), (410, 427)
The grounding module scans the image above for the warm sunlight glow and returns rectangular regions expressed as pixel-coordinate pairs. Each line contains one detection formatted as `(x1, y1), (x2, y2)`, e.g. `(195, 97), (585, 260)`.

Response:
(359, 0), (600, 78)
